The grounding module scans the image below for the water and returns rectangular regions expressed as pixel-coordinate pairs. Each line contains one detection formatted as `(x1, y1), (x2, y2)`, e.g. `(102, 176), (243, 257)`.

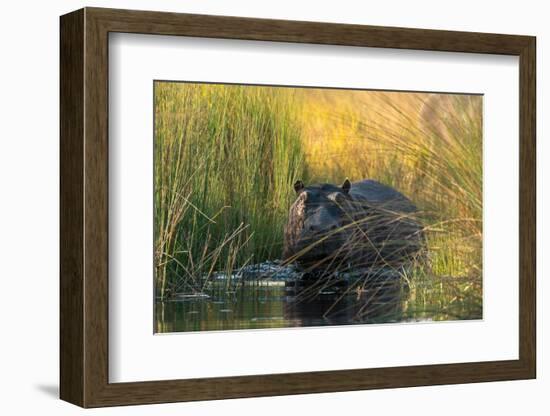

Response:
(155, 260), (483, 333)
(155, 277), (407, 333)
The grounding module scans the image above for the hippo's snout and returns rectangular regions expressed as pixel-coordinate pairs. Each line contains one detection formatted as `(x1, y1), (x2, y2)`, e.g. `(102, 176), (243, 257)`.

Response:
(285, 213), (346, 264)
(304, 220), (340, 235)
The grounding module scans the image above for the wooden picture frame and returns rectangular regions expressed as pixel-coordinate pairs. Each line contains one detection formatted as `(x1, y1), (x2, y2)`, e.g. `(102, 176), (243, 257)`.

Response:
(60, 7), (536, 408)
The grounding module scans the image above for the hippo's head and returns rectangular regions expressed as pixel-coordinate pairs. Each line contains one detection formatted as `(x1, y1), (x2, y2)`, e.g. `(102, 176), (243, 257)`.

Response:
(283, 179), (355, 268)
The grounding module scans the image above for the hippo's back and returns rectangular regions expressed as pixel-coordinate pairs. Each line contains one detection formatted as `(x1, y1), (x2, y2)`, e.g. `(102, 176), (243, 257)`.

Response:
(350, 180), (417, 213)
(348, 180), (423, 267)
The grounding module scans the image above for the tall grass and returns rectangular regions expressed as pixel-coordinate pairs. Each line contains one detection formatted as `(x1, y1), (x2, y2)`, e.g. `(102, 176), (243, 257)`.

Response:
(154, 82), (307, 298)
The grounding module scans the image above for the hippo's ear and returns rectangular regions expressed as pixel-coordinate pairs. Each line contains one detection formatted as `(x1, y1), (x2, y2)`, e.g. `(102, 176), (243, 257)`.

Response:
(294, 180), (305, 194)
(342, 179), (351, 194)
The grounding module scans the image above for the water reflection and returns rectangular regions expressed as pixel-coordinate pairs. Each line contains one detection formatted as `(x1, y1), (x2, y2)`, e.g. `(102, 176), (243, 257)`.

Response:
(155, 278), (406, 333)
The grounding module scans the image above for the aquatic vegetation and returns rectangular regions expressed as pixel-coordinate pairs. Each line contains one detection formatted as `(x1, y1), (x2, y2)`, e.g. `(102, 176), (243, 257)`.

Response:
(154, 82), (307, 298)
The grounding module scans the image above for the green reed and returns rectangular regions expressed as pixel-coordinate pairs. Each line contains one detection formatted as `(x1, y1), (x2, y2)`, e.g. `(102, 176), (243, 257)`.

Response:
(154, 82), (307, 298)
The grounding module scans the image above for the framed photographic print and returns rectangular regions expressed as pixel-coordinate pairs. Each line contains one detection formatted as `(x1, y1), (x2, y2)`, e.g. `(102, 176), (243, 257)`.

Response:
(60, 7), (536, 408)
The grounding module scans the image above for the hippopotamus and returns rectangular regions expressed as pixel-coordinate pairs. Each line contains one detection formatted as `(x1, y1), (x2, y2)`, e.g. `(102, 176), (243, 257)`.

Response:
(283, 179), (423, 271)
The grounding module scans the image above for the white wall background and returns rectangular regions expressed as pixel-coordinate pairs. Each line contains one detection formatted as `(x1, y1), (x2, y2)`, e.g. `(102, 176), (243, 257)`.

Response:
(0, 0), (545, 414)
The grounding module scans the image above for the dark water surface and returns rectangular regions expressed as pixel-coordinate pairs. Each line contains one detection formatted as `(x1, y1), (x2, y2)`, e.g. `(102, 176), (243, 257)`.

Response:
(155, 270), (483, 333)
(155, 278), (413, 333)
